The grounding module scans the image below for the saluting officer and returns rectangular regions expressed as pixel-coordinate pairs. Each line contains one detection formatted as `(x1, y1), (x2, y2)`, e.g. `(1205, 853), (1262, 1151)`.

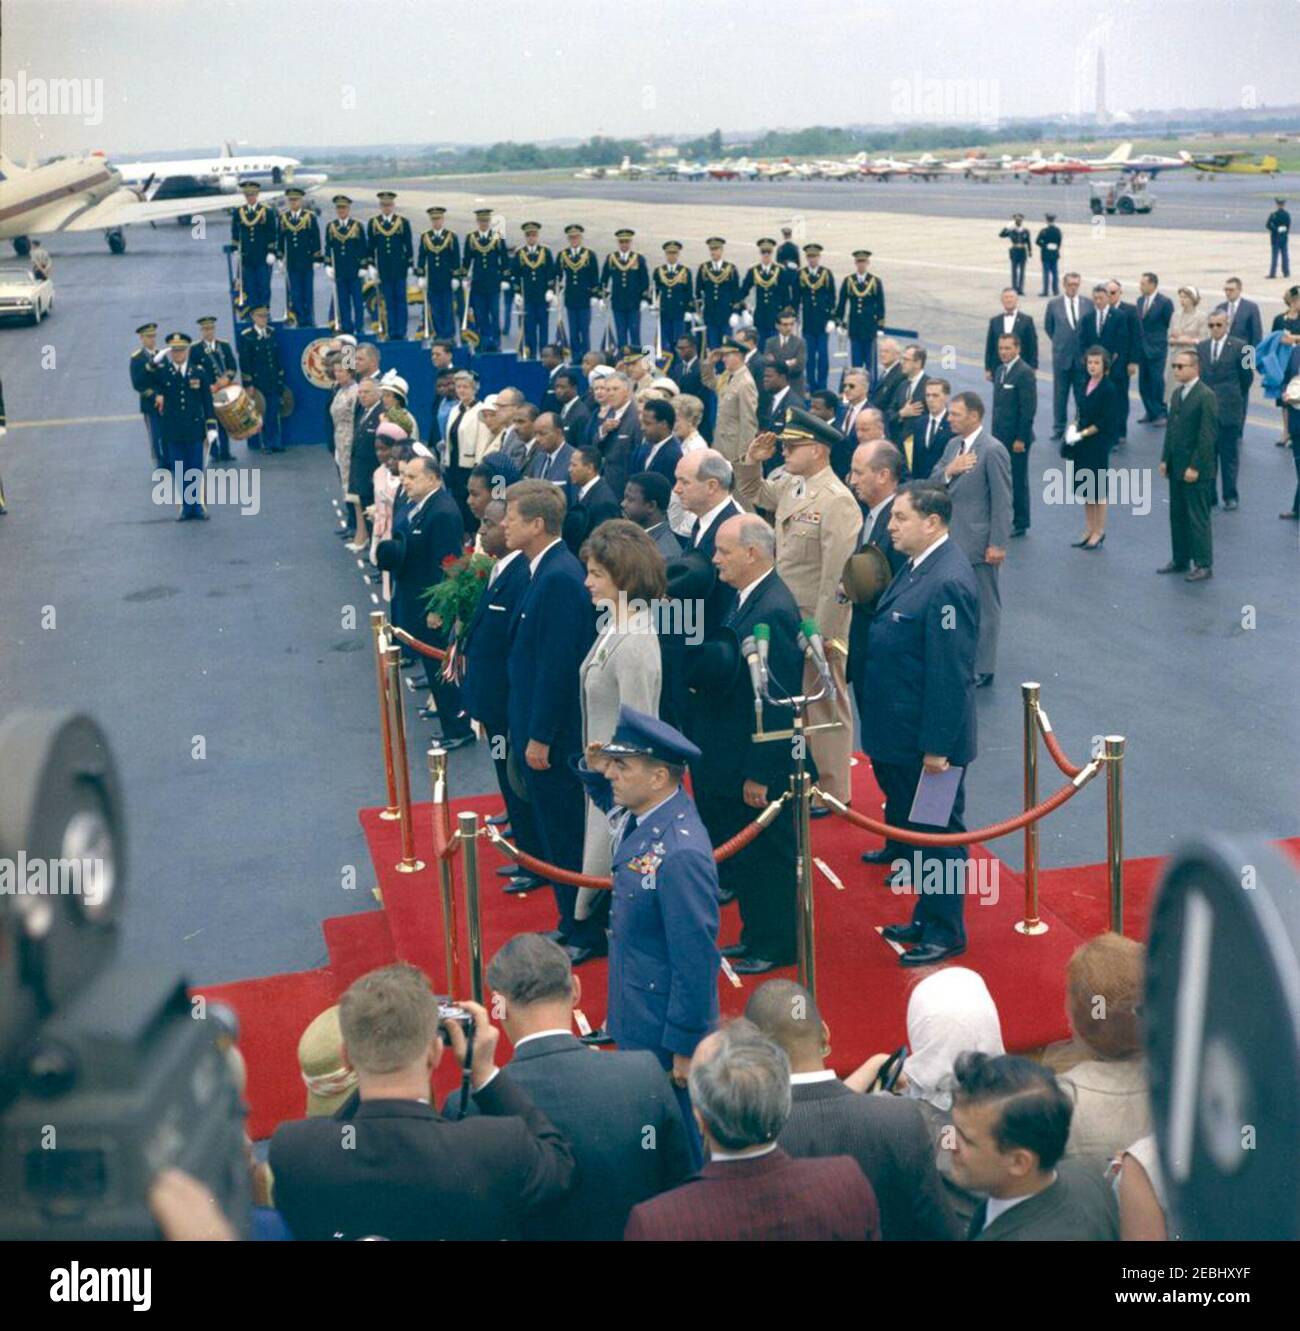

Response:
(154, 332), (213, 521)
(999, 213), (1031, 296)
(1035, 214), (1063, 296)
(653, 240), (693, 352)
(131, 321), (165, 467)
(1268, 197), (1291, 279)
(366, 190), (414, 340)
(740, 237), (792, 348)
(231, 179), (278, 315)
(277, 187), (322, 327)
(696, 237), (741, 350)
(238, 306), (285, 452)
(601, 228), (651, 351)
(797, 243), (836, 391)
(463, 206), (509, 352)
(835, 249), (886, 379)
(558, 223), (600, 360)
(323, 194), (368, 335)
(193, 316), (238, 462)
(511, 220), (556, 359)
(414, 205), (461, 342)
(577, 705), (721, 1111)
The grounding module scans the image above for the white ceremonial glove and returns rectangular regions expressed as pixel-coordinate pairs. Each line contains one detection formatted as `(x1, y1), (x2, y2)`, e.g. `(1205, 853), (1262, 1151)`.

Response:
(206, 428), (218, 444)
(728, 312), (742, 329)
(500, 279), (512, 291)
(513, 294), (523, 311)
(153, 349), (168, 364)
(265, 253), (276, 266)
(451, 277), (461, 291)
(276, 258), (285, 272)
(597, 298), (606, 311)
(825, 319), (837, 334)
(0, 426), (7, 438)
(640, 299), (650, 310)
(325, 265), (335, 278)
(590, 296), (600, 308)
(1064, 422), (1082, 444)
(417, 275), (427, 290)
(313, 259), (323, 269)
(545, 290), (556, 306)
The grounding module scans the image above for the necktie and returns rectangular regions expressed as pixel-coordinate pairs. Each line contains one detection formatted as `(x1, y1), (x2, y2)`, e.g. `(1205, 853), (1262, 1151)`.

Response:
(620, 813), (638, 847)
(1213, 341), (1220, 364)
(927, 416), (936, 452)
(540, 453), (551, 479)
(1068, 299), (1076, 328)
(690, 518), (701, 547)
(1099, 309), (1106, 334)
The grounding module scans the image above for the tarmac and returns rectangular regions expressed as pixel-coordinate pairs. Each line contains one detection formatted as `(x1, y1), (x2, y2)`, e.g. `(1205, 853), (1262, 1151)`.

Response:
(0, 177), (1295, 987)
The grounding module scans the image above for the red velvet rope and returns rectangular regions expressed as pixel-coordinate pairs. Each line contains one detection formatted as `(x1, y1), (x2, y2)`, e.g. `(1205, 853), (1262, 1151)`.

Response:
(431, 798), (458, 861)
(1039, 724), (1085, 780)
(389, 625), (447, 661)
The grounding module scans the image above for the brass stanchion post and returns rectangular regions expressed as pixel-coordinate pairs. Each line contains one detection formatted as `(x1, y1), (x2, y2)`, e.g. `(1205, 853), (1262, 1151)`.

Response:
(457, 811), (484, 1005)
(1015, 682), (1049, 936)
(384, 643), (424, 873)
(371, 612), (400, 821)
(1105, 735), (1126, 934)
(792, 713), (817, 997)
(428, 747), (461, 997)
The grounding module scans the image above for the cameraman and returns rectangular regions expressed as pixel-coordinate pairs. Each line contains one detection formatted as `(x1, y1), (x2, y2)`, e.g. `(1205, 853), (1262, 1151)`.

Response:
(268, 963), (575, 1240)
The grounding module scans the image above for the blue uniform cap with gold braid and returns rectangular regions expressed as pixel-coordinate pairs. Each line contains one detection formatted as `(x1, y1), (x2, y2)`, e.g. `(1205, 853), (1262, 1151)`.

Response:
(600, 705), (701, 766)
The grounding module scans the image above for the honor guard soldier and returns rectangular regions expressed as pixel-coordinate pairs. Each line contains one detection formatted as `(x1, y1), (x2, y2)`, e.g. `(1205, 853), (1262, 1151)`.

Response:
(323, 195), (368, 335)
(653, 240), (693, 351)
(131, 322), (166, 467)
(414, 205), (461, 342)
(776, 226), (801, 271)
(835, 250), (886, 379)
(741, 238), (792, 347)
(367, 191), (414, 340)
(463, 207), (509, 351)
(999, 213), (1031, 296)
(277, 187), (321, 326)
(231, 180), (278, 315)
(1035, 214), (1063, 296)
(193, 316), (238, 462)
(238, 306), (286, 452)
(697, 237), (741, 349)
(1267, 197), (1291, 279)
(798, 244), (836, 390)
(511, 220), (556, 359)
(154, 332), (213, 520)
(602, 228), (651, 352)
(558, 223), (600, 359)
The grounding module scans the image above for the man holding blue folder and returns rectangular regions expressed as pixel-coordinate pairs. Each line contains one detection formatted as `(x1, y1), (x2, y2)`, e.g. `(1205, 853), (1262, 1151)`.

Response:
(861, 481), (979, 966)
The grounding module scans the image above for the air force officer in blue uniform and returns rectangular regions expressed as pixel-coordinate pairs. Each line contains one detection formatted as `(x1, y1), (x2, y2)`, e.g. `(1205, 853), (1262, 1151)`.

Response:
(862, 481), (979, 968)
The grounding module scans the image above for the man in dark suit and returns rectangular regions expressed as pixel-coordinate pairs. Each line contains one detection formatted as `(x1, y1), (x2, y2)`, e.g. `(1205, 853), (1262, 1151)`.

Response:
(1215, 277), (1263, 348)
(1160, 351), (1219, 581)
(268, 965), (575, 1241)
(469, 933), (692, 1239)
(592, 371), (641, 499)
(951, 1052), (1118, 1241)
(983, 288), (1039, 375)
(757, 355), (805, 434)
(673, 449), (741, 632)
(631, 397), (682, 483)
(990, 333), (1038, 535)
(670, 334), (708, 401)
(537, 344), (568, 415)
(868, 338), (904, 410)
(625, 1020), (880, 1241)
(883, 343), (929, 444)
(838, 367), (870, 443)
(526, 411), (574, 488)
(563, 445), (621, 553)
(550, 369), (590, 449)
(1043, 271), (1086, 441)
(909, 378), (953, 481)
(622, 471), (682, 560)
(1094, 279), (1141, 440)
(504, 481), (600, 958)
(747, 979), (957, 1240)
(1197, 312), (1253, 509)
(810, 389), (853, 481)
(862, 481), (979, 965)
(762, 308), (806, 393)
(375, 455), (473, 748)
(1135, 272), (1174, 424)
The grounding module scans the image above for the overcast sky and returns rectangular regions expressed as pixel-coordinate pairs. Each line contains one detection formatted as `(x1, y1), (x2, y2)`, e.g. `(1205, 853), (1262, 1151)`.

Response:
(2, 0), (1291, 159)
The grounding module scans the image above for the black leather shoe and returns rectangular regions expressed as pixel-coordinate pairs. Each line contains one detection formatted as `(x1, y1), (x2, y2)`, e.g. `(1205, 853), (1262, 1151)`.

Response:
(900, 941), (967, 967)
(1010, 526), (1027, 538)
(881, 923), (923, 945)
(502, 875), (538, 895)
(1223, 499), (1238, 511)
(1156, 562), (1188, 574)
(487, 812), (510, 827)
(975, 673), (994, 688)
(566, 944), (607, 966)
(861, 846), (902, 866)
(1185, 567), (1213, 582)
(809, 806), (832, 820)
(579, 1027), (614, 1046)
(439, 733), (476, 751)
(541, 929), (568, 945)
(731, 955), (782, 975)
(719, 943), (748, 959)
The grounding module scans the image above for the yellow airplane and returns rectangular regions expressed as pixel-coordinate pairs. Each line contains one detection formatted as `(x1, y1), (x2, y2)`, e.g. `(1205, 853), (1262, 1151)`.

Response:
(1179, 150), (1281, 178)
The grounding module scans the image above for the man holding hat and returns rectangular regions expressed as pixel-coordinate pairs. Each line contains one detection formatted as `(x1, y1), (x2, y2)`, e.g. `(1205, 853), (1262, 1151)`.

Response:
(697, 238), (741, 350)
(741, 238), (794, 348)
(414, 206), (461, 342)
(1267, 198), (1291, 279)
(558, 224), (600, 358)
(238, 305), (285, 451)
(601, 228), (651, 352)
(278, 186), (321, 326)
(154, 332), (213, 520)
(464, 207), (508, 351)
(230, 179), (278, 314)
(737, 408), (863, 810)
(999, 214), (1031, 296)
(836, 251), (886, 380)
(653, 241), (694, 350)
(797, 244), (836, 390)
(193, 316), (237, 461)
(511, 221), (555, 359)
(324, 195), (368, 335)
(578, 705), (721, 1114)
(366, 191), (414, 340)
(1035, 214), (1063, 297)
(130, 322), (165, 467)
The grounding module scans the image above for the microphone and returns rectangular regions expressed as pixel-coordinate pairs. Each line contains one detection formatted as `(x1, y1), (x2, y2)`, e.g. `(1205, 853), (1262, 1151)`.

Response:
(799, 618), (837, 700)
(741, 635), (765, 721)
(753, 623), (771, 691)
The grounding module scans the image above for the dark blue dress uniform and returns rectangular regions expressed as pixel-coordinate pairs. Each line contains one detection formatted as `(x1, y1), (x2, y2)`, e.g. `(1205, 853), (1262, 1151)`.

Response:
(154, 335), (212, 520)
(1267, 200), (1291, 279)
(414, 208), (461, 341)
(576, 707), (720, 1074)
(557, 228), (600, 359)
(798, 250), (836, 390)
(601, 233), (651, 351)
(366, 196), (414, 340)
(741, 246), (793, 346)
(1035, 219), (1062, 296)
(511, 227), (556, 359)
(230, 185), (278, 314)
(653, 244), (693, 350)
(237, 318), (285, 451)
(696, 242), (741, 349)
(999, 218), (1031, 295)
(130, 325), (165, 467)
(192, 324), (238, 460)
(324, 199), (368, 335)
(835, 258), (886, 378)
(463, 215), (509, 352)
(277, 194), (321, 327)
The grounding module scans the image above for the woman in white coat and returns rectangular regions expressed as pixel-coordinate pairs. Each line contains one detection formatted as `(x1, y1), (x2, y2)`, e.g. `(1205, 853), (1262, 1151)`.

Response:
(443, 369), (494, 529)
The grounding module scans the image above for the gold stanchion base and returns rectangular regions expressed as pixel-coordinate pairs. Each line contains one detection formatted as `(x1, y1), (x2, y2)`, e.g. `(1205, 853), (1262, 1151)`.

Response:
(394, 859), (427, 874)
(1013, 919), (1050, 936)
(378, 808), (402, 822)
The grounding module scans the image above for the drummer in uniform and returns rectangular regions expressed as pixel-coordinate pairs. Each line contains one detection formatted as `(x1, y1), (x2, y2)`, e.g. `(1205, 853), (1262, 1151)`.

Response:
(577, 704), (720, 1143)
(277, 186), (322, 327)
(193, 316), (238, 462)
(653, 240), (693, 352)
(463, 207), (509, 351)
(323, 195), (368, 336)
(231, 180), (278, 315)
(557, 223), (600, 359)
(131, 321), (165, 468)
(154, 332), (213, 521)
(415, 205), (461, 342)
(238, 306), (285, 452)
(835, 250), (886, 380)
(511, 220), (555, 359)
(696, 237), (741, 350)
(740, 237), (791, 348)
(366, 191), (414, 340)
(601, 228), (651, 352)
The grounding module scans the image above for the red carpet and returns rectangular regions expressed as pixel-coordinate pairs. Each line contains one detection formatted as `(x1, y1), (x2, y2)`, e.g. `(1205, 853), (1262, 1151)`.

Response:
(194, 759), (1296, 1141)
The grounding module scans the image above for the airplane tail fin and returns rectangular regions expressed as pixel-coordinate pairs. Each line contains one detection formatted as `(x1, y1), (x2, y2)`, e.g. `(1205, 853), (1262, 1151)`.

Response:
(1106, 142), (1133, 163)
(1178, 150), (1193, 163)
(1261, 156), (1280, 172)
(221, 140), (234, 158)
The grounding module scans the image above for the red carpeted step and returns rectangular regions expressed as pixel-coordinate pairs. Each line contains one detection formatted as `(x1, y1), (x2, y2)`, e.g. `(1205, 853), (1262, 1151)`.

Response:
(321, 908), (400, 989)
